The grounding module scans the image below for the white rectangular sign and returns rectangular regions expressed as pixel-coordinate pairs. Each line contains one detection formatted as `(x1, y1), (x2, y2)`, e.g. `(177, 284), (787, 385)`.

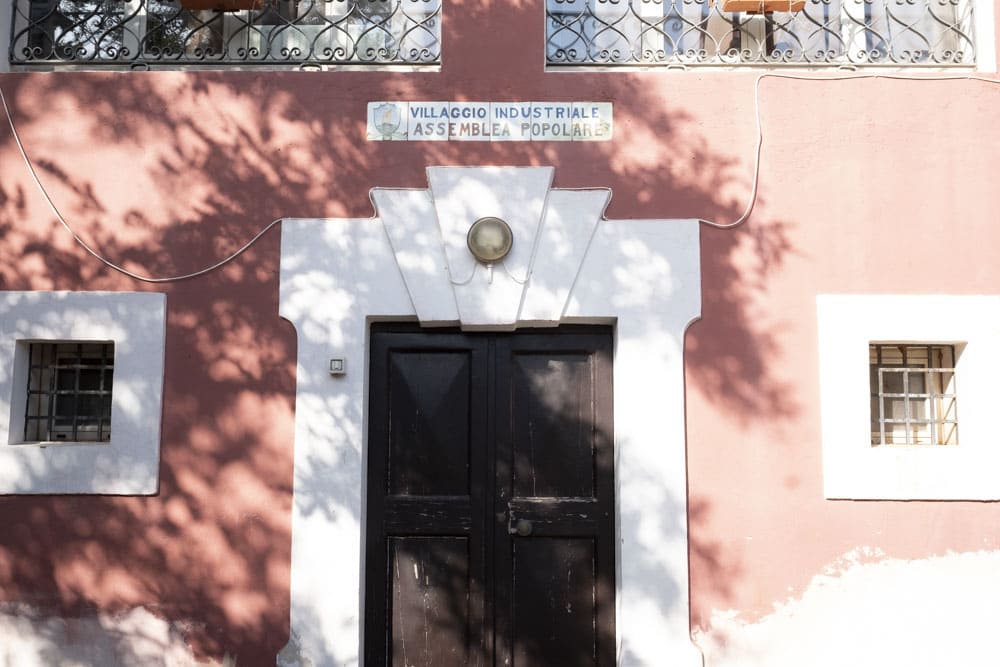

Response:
(367, 101), (613, 142)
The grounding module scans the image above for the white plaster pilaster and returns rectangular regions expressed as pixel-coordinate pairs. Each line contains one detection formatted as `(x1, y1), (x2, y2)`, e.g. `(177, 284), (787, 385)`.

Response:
(279, 219), (414, 667)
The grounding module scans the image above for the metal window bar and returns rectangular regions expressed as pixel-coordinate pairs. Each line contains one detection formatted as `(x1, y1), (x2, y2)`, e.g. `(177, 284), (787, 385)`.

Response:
(545, 0), (975, 66)
(10, 0), (441, 66)
(23, 342), (114, 443)
(877, 369), (958, 442)
(870, 344), (957, 446)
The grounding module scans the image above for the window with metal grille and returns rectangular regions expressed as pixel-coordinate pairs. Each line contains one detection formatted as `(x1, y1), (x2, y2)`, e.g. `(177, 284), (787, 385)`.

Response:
(869, 343), (957, 446)
(545, 0), (976, 66)
(24, 342), (114, 443)
(9, 0), (441, 67)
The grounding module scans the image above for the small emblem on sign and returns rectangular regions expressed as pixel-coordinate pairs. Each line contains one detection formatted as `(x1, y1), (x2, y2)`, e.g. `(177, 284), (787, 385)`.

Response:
(374, 102), (404, 140)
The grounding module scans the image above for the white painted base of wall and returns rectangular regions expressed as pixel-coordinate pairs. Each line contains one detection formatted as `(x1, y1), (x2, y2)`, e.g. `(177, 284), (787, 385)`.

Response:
(696, 548), (1000, 667)
(0, 604), (226, 667)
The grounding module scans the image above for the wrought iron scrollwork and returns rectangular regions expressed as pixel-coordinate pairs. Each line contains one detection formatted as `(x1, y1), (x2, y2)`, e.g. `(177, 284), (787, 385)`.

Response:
(10, 0), (441, 66)
(546, 0), (974, 65)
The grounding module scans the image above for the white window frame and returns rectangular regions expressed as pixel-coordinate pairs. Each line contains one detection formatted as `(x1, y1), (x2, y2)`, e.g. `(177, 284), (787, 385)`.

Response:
(817, 294), (1000, 500)
(0, 291), (166, 495)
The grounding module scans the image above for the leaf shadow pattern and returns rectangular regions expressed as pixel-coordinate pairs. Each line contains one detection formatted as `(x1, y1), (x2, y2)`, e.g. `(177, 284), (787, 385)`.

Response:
(687, 219), (800, 427)
(0, 9), (798, 661)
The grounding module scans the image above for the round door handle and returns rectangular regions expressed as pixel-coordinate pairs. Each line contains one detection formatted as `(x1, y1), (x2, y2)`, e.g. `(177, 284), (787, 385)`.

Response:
(511, 519), (533, 537)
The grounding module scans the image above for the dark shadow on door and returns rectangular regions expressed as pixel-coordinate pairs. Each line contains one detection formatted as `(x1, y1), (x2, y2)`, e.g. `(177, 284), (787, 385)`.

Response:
(364, 324), (615, 667)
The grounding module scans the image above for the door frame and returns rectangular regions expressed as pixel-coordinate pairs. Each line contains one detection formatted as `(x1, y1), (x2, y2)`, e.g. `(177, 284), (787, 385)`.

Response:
(277, 166), (703, 667)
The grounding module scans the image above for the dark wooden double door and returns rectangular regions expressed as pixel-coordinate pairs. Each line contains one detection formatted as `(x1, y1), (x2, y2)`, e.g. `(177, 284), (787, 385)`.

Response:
(364, 325), (615, 667)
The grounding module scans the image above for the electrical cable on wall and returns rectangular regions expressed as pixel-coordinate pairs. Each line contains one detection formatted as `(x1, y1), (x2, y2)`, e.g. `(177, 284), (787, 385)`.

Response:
(1, 74), (999, 282)
(0, 87), (281, 283)
(448, 262), (479, 286)
(699, 71), (1000, 230)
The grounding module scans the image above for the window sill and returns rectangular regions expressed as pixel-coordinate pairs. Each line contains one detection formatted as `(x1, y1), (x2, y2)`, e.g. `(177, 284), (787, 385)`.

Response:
(824, 442), (1000, 501)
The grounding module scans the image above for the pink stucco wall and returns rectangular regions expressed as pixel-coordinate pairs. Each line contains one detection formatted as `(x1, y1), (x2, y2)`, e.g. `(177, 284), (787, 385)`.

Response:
(0, 1), (998, 663)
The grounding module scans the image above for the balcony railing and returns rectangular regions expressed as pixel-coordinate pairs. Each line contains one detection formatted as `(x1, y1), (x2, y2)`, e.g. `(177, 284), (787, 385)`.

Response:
(546, 0), (975, 66)
(10, 0), (441, 66)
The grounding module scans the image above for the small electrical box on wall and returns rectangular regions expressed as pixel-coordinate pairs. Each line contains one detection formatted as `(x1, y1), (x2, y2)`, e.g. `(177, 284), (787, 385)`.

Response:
(329, 358), (346, 376)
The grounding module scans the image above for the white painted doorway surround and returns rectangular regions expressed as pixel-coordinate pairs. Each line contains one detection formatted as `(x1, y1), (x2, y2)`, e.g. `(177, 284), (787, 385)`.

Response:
(277, 167), (703, 666)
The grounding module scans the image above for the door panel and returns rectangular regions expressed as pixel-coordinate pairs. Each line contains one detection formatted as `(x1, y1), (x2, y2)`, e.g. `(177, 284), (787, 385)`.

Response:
(511, 352), (595, 498)
(366, 325), (614, 667)
(366, 331), (488, 667)
(388, 350), (472, 496)
(496, 332), (615, 667)
(512, 538), (597, 667)
(389, 537), (471, 667)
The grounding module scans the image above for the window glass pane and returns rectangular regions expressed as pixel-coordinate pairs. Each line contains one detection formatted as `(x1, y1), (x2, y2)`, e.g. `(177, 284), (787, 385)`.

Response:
(23, 341), (114, 443)
(869, 343), (957, 446)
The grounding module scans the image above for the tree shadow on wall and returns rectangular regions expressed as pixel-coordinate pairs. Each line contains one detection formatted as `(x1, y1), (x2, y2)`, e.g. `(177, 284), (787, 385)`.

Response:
(0, 22), (797, 664)
(689, 220), (799, 425)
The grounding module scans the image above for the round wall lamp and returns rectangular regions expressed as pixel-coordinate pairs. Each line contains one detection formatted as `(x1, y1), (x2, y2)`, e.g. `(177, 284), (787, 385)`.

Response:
(466, 217), (513, 264)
